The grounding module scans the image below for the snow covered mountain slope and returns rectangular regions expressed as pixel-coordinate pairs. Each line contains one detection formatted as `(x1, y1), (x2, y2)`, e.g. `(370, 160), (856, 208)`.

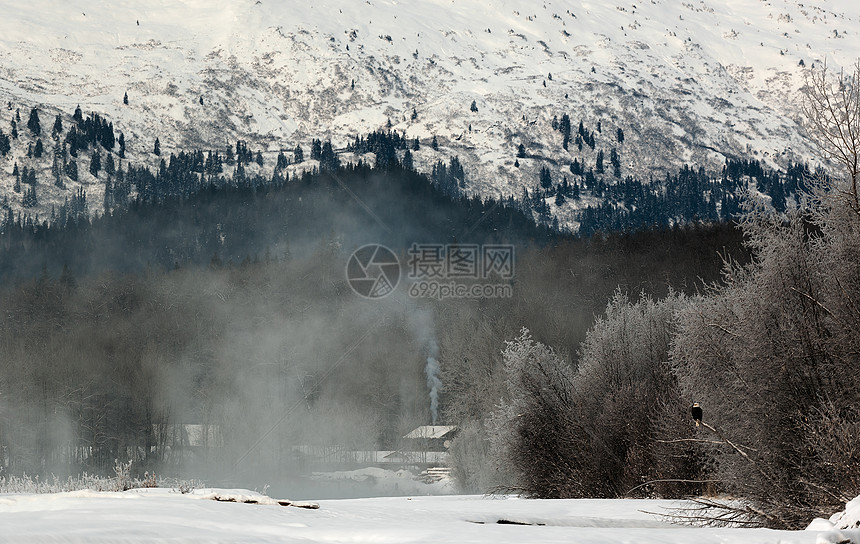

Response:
(0, 0), (858, 215)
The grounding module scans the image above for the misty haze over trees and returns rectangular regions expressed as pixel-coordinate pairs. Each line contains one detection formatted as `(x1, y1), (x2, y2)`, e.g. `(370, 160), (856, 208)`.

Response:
(0, 115), (747, 495)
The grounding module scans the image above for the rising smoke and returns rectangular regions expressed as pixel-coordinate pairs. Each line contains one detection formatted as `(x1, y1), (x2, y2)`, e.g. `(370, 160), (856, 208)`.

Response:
(425, 339), (442, 425)
(408, 306), (443, 425)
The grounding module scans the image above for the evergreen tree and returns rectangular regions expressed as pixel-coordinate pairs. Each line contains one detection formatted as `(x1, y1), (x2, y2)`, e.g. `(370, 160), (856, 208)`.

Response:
(22, 185), (37, 208)
(34, 138), (43, 158)
(52, 114), (63, 140)
(104, 153), (115, 176)
(102, 122), (115, 150)
(470, 100), (478, 112)
(255, 151), (263, 167)
(595, 149), (605, 174)
(52, 153), (63, 188)
(411, 107), (418, 120)
(276, 151), (288, 170)
(560, 113), (571, 150)
(517, 143), (526, 158)
(153, 137), (161, 156)
(402, 148), (414, 171)
(118, 132), (126, 158)
(311, 138), (322, 160)
(59, 263), (76, 290)
(89, 150), (101, 177)
(319, 140), (339, 171)
(0, 130), (10, 156)
(431, 135), (439, 150)
(610, 148), (621, 177)
(123, 91), (129, 105)
(104, 176), (113, 211)
(233, 160), (246, 182)
(11, 118), (18, 139)
(293, 144), (304, 163)
(412, 137), (420, 151)
(616, 127), (624, 143)
(539, 166), (553, 189)
(73, 105), (83, 126)
(65, 159), (79, 182)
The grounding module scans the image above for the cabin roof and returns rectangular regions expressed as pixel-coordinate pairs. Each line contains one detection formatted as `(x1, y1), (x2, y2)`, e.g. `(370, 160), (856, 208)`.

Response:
(402, 425), (458, 440)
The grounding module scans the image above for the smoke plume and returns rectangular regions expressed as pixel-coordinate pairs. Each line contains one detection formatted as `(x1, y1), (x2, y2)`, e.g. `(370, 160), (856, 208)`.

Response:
(425, 338), (442, 424)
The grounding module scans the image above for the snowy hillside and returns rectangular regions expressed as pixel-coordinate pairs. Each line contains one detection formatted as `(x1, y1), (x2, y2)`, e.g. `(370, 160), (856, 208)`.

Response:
(0, 0), (859, 219)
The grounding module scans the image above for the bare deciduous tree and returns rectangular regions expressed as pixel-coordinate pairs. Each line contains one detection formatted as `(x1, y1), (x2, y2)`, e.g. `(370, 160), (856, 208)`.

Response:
(802, 60), (860, 212)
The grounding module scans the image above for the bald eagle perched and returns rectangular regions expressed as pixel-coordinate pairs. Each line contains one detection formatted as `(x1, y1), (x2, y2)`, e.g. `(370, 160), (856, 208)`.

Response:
(691, 402), (703, 427)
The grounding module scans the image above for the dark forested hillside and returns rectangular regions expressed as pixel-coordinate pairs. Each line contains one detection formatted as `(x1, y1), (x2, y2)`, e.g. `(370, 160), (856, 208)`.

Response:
(0, 161), (553, 284)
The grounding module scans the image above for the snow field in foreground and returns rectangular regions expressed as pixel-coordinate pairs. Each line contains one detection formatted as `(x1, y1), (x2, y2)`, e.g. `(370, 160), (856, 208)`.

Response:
(2, 489), (860, 543)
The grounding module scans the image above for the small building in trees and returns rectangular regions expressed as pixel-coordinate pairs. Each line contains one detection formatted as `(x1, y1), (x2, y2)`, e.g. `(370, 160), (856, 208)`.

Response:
(401, 425), (458, 452)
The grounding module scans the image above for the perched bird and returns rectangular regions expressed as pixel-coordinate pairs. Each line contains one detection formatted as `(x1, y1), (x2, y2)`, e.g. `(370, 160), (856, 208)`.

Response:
(691, 402), (703, 427)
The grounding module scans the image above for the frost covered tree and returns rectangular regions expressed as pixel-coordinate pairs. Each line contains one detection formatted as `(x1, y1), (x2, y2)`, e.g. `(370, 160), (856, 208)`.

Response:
(482, 293), (692, 499)
(487, 329), (584, 498)
(670, 61), (860, 527)
(671, 199), (860, 527)
(573, 291), (695, 498)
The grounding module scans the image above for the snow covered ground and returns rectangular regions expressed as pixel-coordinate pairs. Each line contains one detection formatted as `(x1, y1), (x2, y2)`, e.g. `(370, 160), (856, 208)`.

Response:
(1, 489), (859, 543)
